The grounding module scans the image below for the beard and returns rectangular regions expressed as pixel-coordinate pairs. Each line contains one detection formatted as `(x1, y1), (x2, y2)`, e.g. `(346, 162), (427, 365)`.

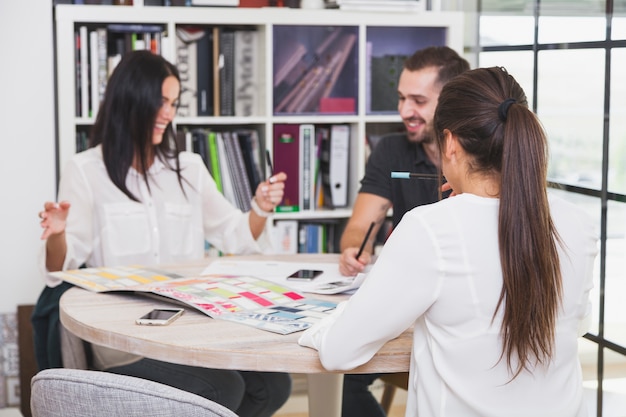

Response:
(405, 120), (435, 145)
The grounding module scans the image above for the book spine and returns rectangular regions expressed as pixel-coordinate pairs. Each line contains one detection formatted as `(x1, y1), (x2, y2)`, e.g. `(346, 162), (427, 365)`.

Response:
(234, 30), (259, 117)
(219, 29), (236, 116)
(89, 30), (99, 118)
(196, 29), (213, 116)
(298, 124), (315, 211)
(175, 30), (198, 117)
(273, 124), (301, 212)
(79, 26), (89, 118)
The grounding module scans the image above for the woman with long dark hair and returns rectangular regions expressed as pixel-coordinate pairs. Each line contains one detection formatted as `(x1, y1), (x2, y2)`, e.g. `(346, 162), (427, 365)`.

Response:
(37, 50), (290, 417)
(299, 67), (597, 416)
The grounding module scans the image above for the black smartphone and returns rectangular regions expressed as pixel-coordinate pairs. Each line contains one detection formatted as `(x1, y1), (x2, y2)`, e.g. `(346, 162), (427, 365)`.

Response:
(135, 308), (184, 325)
(286, 269), (323, 281)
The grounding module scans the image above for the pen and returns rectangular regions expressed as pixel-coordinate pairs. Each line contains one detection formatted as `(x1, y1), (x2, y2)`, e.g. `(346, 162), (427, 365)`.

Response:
(356, 221), (376, 260)
(266, 150), (275, 184)
(391, 171), (439, 180)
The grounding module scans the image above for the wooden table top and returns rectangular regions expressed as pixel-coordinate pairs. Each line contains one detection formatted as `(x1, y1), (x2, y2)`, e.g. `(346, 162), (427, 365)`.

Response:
(59, 254), (412, 374)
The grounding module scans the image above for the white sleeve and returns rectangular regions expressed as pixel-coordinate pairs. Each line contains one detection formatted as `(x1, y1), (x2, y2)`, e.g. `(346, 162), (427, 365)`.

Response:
(312, 212), (443, 371)
(42, 158), (95, 287)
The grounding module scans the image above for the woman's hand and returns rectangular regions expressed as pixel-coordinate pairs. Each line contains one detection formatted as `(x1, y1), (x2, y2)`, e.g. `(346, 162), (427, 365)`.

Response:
(39, 201), (71, 240)
(254, 172), (287, 213)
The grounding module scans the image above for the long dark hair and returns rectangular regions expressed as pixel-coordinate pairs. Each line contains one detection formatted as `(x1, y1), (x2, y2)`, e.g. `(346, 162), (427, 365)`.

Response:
(90, 50), (183, 201)
(434, 67), (562, 379)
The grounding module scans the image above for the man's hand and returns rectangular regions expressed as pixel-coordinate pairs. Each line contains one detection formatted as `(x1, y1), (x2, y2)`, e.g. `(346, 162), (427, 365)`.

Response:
(339, 247), (372, 277)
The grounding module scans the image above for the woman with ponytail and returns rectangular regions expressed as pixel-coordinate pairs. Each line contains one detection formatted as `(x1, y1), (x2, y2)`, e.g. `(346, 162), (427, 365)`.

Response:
(299, 67), (597, 417)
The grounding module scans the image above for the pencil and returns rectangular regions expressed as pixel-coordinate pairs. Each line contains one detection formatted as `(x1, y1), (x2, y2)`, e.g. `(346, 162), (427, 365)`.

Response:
(356, 221), (376, 260)
(266, 150), (275, 183)
(391, 171), (439, 180)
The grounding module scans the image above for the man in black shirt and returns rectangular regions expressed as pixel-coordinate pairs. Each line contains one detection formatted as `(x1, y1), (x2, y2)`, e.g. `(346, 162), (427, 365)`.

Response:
(339, 46), (470, 417)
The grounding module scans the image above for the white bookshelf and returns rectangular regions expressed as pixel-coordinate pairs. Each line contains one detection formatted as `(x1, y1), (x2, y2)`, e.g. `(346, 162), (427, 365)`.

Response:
(54, 4), (463, 225)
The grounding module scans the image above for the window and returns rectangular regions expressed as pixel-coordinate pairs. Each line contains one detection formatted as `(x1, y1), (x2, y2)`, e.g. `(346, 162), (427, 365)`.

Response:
(474, 1), (626, 415)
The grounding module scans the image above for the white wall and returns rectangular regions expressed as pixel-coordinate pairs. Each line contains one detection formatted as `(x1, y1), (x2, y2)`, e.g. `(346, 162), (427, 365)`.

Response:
(0, 0), (56, 312)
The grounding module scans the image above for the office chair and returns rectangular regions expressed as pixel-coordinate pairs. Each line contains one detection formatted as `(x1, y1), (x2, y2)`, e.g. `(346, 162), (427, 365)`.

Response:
(31, 368), (239, 417)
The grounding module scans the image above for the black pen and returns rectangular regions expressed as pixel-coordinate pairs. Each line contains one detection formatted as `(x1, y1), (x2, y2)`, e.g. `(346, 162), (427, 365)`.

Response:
(266, 150), (275, 184)
(391, 171), (439, 180)
(356, 221), (376, 260)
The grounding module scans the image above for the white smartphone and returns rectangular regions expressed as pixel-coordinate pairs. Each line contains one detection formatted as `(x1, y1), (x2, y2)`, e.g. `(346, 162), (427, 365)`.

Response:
(135, 308), (184, 326)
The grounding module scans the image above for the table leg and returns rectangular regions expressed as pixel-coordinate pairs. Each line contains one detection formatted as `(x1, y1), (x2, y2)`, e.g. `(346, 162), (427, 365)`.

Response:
(306, 373), (343, 417)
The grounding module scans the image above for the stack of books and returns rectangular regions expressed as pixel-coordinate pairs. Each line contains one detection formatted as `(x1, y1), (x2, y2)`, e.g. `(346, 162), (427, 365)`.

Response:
(337, 0), (425, 12)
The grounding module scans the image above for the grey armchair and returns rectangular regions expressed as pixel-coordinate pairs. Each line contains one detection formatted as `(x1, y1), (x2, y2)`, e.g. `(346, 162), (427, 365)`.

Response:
(31, 368), (239, 417)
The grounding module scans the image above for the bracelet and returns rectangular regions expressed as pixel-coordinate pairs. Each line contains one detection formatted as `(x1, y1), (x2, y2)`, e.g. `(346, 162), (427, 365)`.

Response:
(250, 198), (273, 218)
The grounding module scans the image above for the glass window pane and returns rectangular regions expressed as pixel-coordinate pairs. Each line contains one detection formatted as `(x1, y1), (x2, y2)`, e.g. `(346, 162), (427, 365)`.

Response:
(613, 17), (626, 40)
(538, 16), (606, 43)
(538, 49), (605, 188)
(478, 51), (534, 107)
(605, 200), (626, 345)
(609, 48), (626, 195)
(479, 15), (535, 46)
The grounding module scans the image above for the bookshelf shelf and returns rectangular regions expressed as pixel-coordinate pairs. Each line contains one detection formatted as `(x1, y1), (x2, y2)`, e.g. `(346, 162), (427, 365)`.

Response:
(54, 4), (462, 253)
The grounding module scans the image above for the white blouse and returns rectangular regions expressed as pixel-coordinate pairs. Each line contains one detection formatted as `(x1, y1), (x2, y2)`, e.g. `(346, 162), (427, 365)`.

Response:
(300, 193), (597, 417)
(43, 145), (271, 288)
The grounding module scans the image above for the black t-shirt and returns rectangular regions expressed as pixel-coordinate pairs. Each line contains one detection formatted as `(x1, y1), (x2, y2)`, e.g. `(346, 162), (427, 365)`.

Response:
(359, 133), (441, 227)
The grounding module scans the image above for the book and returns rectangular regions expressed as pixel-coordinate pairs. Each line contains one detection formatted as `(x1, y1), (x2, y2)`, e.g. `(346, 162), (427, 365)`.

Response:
(224, 131), (253, 211)
(234, 29), (260, 117)
(175, 26), (202, 117)
(219, 28), (236, 116)
(273, 124), (301, 212)
(319, 125), (350, 208)
(236, 130), (263, 192)
(270, 220), (299, 254)
(195, 28), (214, 116)
(50, 265), (337, 335)
(213, 132), (236, 207)
(328, 125), (350, 207)
(89, 30), (99, 118)
(207, 131), (223, 193)
(79, 26), (89, 118)
(299, 124), (316, 211)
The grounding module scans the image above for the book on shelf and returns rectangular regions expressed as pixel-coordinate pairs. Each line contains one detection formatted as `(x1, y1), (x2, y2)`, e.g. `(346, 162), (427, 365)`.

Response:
(89, 30), (99, 118)
(195, 28), (214, 116)
(175, 26), (202, 117)
(212, 26), (221, 116)
(270, 220), (299, 254)
(236, 129), (264, 192)
(215, 131), (237, 207)
(234, 29), (260, 117)
(224, 130), (253, 211)
(50, 265), (336, 335)
(218, 28), (236, 116)
(207, 131), (223, 192)
(272, 124), (301, 212)
(79, 26), (89, 118)
(299, 124), (316, 211)
(319, 125), (350, 208)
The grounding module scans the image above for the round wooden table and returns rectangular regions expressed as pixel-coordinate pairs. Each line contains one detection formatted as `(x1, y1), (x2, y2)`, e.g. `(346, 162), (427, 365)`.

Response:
(59, 255), (412, 417)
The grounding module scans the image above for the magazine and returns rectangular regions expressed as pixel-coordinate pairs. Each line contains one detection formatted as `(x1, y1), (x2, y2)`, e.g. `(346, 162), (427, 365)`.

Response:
(51, 265), (337, 335)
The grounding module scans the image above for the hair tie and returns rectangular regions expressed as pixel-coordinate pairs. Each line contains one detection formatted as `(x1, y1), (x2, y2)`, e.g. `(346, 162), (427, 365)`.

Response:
(498, 98), (516, 121)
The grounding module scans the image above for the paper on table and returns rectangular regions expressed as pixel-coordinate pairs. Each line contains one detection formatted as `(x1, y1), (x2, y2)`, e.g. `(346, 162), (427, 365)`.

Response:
(202, 260), (369, 294)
